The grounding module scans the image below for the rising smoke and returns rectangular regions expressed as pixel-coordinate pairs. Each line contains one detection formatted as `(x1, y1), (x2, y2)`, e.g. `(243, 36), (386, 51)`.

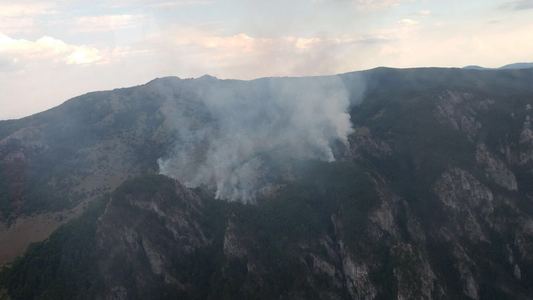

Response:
(157, 75), (358, 202)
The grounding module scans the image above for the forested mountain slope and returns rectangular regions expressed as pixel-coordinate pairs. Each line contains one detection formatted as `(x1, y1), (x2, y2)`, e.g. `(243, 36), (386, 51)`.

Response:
(2, 67), (533, 299)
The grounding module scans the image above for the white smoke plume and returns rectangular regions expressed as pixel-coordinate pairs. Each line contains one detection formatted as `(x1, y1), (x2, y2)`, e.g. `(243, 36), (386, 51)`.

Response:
(157, 75), (355, 202)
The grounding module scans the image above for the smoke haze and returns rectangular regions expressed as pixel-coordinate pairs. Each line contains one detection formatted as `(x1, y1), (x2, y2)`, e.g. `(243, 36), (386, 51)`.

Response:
(157, 75), (355, 202)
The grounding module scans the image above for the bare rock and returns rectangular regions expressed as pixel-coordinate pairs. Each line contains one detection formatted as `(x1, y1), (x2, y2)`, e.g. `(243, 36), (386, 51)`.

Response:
(476, 144), (518, 191)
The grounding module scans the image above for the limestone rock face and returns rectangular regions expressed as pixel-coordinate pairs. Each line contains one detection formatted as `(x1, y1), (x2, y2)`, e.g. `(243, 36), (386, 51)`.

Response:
(476, 144), (517, 191)
(434, 91), (483, 140)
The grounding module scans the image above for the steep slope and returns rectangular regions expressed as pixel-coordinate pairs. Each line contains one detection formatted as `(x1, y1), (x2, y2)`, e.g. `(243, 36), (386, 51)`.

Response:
(0, 73), (358, 264)
(2, 67), (533, 299)
(0, 83), (171, 264)
(0, 73), (351, 263)
(2, 161), (532, 299)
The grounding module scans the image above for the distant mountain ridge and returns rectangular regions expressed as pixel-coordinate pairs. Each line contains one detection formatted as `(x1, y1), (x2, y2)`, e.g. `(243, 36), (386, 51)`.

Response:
(463, 62), (533, 70)
(500, 62), (533, 69)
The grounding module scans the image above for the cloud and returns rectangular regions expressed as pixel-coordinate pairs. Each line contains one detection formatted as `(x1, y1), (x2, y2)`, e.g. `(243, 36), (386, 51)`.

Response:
(144, 0), (214, 7)
(0, 3), (55, 17)
(501, 0), (533, 10)
(0, 33), (103, 65)
(0, 17), (35, 34)
(354, 0), (403, 8)
(0, 55), (19, 72)
(142, 27), (382, 78)
(367, 21), (533, 69)
(318, 0), (405, 10)
(102, 0), (213, 9)
(398, 18), (419, 26)
(0, 3), (56, 34)
(74, 14), (145, 32)
(354, 36), (393, 45)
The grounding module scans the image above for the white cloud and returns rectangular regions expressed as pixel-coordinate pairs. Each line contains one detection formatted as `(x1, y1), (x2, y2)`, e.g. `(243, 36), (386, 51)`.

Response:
(0, 3), (55, 17)
(0, 17), (35, 34)
(318, 0), (405, 9)
(66, 47), (103, 65)
(0, 33), (103, 65)
(354, 0), (403, 8)
(105, 0), (213, 8)
(74, 14), (145, 32)
(0, 2), (56, 34)
(398, 18), (419, 26)
(0, 55), (18, 72)
(144, 0), (214, 7)
(148, 28), (364, 77)
(355, 20), (533, 69)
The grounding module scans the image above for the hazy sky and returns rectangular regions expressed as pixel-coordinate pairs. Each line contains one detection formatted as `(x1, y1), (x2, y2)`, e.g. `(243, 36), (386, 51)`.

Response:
(1, 0), (532, 119)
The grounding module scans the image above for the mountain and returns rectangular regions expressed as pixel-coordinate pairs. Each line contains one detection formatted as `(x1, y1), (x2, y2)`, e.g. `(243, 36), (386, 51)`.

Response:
(2, 67), (533, 299)
(462, 62), (533, 70)
(499, 63), (533, 70)
(462, 65), (487, 70)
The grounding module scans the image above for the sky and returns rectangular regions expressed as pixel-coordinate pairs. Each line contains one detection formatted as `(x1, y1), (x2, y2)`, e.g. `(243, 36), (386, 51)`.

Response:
(0, 0), (532, 119)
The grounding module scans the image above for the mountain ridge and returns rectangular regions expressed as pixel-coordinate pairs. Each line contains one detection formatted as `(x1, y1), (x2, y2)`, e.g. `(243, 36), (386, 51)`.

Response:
(462, 62), (533, 70)
(3, 64), (532, 123)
